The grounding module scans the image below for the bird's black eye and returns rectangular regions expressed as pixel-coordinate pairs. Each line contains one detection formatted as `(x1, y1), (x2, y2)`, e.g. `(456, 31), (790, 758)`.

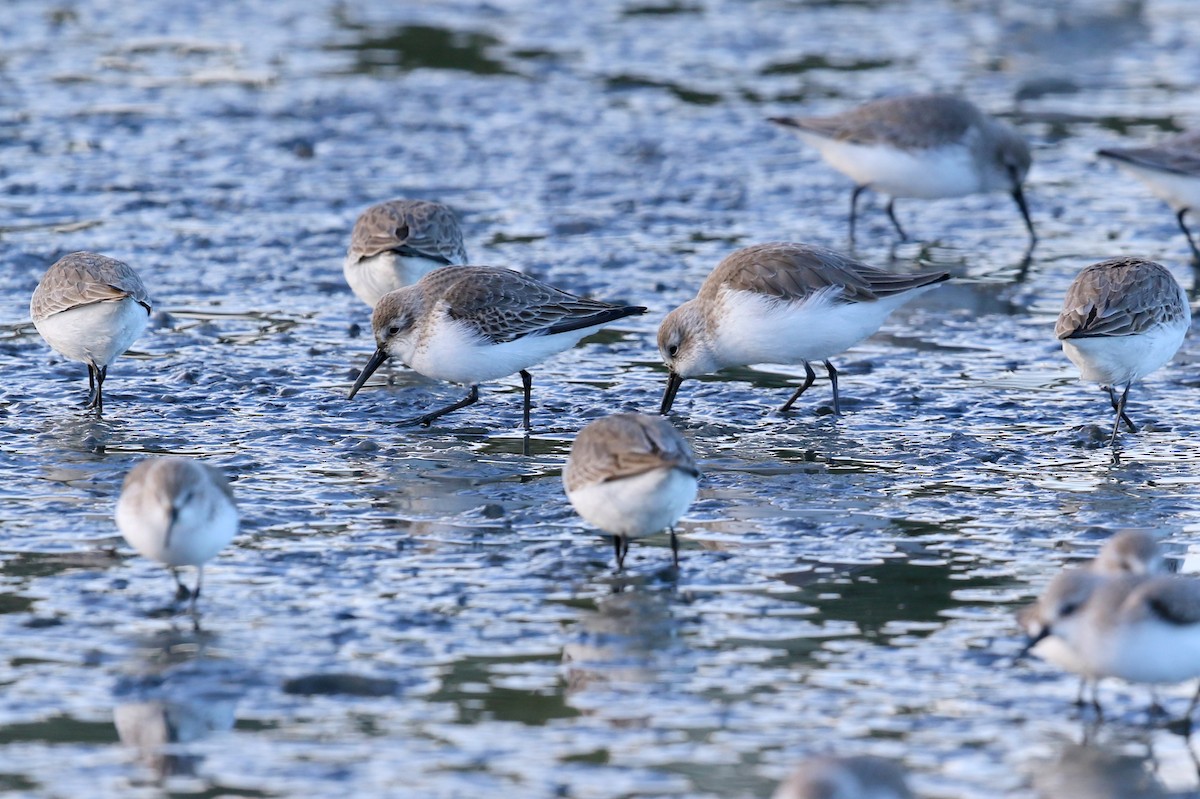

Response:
(668, 344), (679, 357)
(1060, 601), (1079, 618)
(388, 326), (400, 337)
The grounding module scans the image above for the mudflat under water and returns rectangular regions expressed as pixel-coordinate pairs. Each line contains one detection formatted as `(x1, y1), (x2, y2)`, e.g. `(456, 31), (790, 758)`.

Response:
(3, 1), (1200, 797)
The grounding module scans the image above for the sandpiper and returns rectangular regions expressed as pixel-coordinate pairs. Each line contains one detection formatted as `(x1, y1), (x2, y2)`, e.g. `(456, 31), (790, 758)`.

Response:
(1055, 257), (1190, 455)
(770, 94), (1035, 245)
(348, 266), (647, 430)
(658, 242), (949, 416)
(1018, 530), (1165, 705)
(772, 756), (913, 799)
(30, 251), (152, 413)
(343, 199), (468, 308)
(1098, 130), (1200, 262)
(115, 457), (239, 613)
(1024, 569), (1200, 717)
(563, 413), (699, 570)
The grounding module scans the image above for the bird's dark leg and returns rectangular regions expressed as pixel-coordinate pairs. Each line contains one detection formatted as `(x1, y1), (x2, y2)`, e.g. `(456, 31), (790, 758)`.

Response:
(1109, 382), (1134, 450)
(612, 534), (626, 571)
(520, 369), (533, 432)
(1106, 386), (1137, 432)
(779, 362), (816, 413)
(400, 385), (480, 427)
(1177, 208), (1200, 264)
(885, 198), (908, 241)
(849, 185), (866, 246)
(670, 527), (679, 568)
(824, 360), (841, 415)
(86, 363), (97, 406)
(190, 567), (204, 615)
(172, 568), (192, 602)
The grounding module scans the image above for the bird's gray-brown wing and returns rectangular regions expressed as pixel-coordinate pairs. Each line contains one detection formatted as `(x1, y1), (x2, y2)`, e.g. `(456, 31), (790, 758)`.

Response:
(1136, 576), (1200, 627)
(348, 200), (467, 265)
(1098, 130), (1200, 178)
(705, 242), (949, 305)
(432, 267), (646, 343)
(1056, 257), (1187, 339)
(770, 95), (979, 150)
(30, 252), (151, 321)
(564, 414), (698, 493)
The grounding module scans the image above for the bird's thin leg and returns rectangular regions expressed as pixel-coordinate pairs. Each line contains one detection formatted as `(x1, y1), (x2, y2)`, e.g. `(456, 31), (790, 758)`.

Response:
(1106, 386), (1137, 432)
(1110, 382), (1134, 450)
(520, 369), (533, 432)
(1177, 208), (1200, 264)
(670, 527), (679, 568)
(885, 198), (908, 241)
(824, 360), (841, 415)
(86, 363), (97, 407)
(400, 385), (480, 427)
(849, 185), (866, 246)
(189, 566), (203, 615)
(94, 365), (107, 414)
(779, 362), (816, 412)
(612, 535), (626, 571)
(172, 568), (191, 602)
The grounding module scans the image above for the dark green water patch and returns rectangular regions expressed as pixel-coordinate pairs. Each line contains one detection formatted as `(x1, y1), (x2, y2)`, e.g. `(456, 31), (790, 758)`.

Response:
(604, 74), (722, 106)
(329, 21), (513, 76)
(761, 55), (892, 75)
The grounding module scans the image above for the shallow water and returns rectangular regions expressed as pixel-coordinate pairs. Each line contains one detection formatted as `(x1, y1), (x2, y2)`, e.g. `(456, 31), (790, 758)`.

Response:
(3, 0), (1200, 796)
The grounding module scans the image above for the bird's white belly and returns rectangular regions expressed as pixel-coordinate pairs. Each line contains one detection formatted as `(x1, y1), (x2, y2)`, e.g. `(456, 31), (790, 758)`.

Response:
(1061, 320), (1188, 386)
(713, 288), (924, 367)
(567, 467), (698, 538)
(1114, 161), (1200, 211)
(1093, 618), (1200, 684)
(34, 298), (149, 367)
(401, 317), (600, 384)
(800, 134), (983, 198)
(116, 496), (238, 567)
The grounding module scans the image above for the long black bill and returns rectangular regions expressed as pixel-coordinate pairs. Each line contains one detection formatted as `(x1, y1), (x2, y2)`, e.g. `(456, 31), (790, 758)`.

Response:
(1012, 184), (1037, 246)
(348, 348), (389, 399)
(660, 371), (683, 415)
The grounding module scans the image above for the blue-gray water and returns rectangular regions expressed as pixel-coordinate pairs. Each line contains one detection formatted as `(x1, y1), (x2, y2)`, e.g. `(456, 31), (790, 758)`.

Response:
(3, 0), (1200, 796)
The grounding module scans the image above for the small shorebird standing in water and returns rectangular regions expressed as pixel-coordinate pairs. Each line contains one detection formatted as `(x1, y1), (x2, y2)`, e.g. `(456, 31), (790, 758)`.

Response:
(563, 413), (699, 570)
(1055, 257), (1190, 457)
(769, 94), (1035, 246)
(1018, 530), (1166, 707)
(115, 457), (239, 614)
(1023, 568), (1200, 719)
(1098, 131), (1200, 263)
(772, 756), (913, 799)
(658, 242), (948, 417)
(343, 199), (468, 308)
(30, 252), (152, 414)
(348, 266), (646, 430)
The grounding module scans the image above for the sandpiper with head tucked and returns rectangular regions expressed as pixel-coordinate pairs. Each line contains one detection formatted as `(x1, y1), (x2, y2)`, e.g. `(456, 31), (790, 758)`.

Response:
(1055, 257), (1190, 455)
(1098, 130), (1200, 262)
(658, 242), (949, 416)
(564, 413), (699, 570)
(30, 251), (152, 414)
(343, 199), (468, 308)
(770, 94), (1035, 246)
(348, 266), (647, 430)
(115, 457), (239, 613)
(772, 756), (913, 799)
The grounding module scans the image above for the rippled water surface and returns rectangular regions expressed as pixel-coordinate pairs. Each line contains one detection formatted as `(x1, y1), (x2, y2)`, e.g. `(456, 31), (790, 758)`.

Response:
(4, 0), (1200, 796)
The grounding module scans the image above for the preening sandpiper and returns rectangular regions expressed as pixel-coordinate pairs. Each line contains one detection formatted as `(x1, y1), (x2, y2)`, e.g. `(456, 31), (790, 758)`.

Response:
(343, 199), (468, 308)
(770, 94), (1035, 246)
(658, 242), (949, 416)
(115, 457), (239, 613)
(563, 412), (699, 570)
(348, 266), (647, 430)
(1055, 257), (1190, 455)
(1098, 130), (1200, 262)
(30, 251), (152, 414)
